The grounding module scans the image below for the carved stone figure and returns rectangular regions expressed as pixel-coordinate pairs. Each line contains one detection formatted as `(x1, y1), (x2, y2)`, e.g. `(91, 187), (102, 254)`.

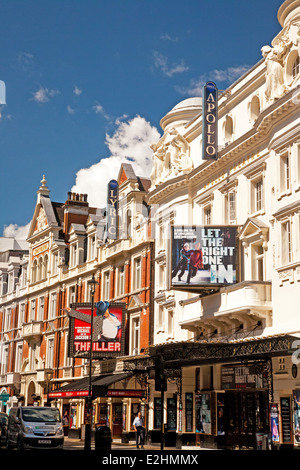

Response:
(262, 44), (286, 101)
(150, 127), (193, 187)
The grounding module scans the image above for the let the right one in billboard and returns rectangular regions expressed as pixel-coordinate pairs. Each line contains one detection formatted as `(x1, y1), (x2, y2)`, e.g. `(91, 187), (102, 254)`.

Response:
(171, 226), (237, 288)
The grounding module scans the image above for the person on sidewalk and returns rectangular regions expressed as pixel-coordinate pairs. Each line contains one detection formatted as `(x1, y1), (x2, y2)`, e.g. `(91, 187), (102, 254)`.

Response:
(133, 412), (144, 449)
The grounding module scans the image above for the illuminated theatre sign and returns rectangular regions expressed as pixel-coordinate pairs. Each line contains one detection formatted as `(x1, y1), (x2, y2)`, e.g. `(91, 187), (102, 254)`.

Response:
(106, 179), (119, 240)
(67, 301), (125, 359)
(203, 81), (218, 160)
(171, 226), (237, 289)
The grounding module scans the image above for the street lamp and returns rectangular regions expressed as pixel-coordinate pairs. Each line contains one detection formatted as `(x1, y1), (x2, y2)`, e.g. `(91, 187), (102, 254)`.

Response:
(84, 274), (98, 451)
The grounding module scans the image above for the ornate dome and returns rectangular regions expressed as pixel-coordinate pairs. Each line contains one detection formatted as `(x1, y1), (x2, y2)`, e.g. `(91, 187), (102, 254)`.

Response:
(278, 0), (300, 27)
(160, 97), (202, 131)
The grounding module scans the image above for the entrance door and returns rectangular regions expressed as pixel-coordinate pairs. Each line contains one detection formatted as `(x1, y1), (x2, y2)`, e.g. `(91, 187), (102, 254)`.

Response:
(112, 403), (123, 437)
(224, 391), (269, 449)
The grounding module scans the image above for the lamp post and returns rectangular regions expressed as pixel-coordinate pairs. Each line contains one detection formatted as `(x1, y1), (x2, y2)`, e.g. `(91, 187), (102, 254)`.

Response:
(84, 274), (98, 451)
(45, 370), (54, 406)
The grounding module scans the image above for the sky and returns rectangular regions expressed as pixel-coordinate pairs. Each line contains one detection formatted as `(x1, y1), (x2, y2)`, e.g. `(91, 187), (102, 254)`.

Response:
(0, 0), (284, 239)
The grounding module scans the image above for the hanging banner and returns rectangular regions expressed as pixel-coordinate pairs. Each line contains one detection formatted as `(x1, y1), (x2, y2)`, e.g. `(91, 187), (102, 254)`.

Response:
(203, 81), (218, 160)
(106, 179), (118, 240)
(171, 225), (237, 288)
(67, 301), (125, 358)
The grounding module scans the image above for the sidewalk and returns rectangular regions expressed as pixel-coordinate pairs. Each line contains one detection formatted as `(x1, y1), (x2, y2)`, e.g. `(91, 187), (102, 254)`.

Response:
(63, 436), (215, 451)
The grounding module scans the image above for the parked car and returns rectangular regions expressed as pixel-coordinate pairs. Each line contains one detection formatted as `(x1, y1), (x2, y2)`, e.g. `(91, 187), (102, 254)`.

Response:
(0, 412), (8, 447)
(6, 406), (64, 450)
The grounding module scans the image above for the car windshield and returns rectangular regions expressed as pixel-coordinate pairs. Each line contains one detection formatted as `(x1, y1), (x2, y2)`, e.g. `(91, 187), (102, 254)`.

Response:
(21, 408), (60, 423)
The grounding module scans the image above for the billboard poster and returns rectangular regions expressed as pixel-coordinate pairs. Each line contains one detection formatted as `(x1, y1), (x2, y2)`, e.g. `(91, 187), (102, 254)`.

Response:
(171, 225), (237, 288)
(202, 81), (218, 160)
(293, 391), (300, 444)
(270, 404), (280, 443)
(67, 301), (125, 358)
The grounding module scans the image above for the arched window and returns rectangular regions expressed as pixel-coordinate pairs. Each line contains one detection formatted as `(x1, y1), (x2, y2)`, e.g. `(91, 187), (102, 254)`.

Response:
(43, 254), (49, 279)
(32, 259), (38, 283)
(224, 115), (234, 143)
(38, 257), (43, 281)
(249, 95), (260, 122)
(292, 56), (300, 78)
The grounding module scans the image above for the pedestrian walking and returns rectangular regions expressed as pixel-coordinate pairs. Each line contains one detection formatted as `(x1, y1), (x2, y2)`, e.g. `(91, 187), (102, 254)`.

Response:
(133, 412), (144, 449)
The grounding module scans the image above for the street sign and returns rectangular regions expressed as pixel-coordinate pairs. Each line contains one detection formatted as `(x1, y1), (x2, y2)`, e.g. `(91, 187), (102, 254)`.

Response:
(0, 393), (10, 401)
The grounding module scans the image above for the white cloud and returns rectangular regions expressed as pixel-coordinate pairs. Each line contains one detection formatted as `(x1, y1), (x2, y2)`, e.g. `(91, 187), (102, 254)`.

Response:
(73, 85), (82, 96)
(152, 51), (189, 77)
(16, 51), (34, 71)
(93, 102), (110, 120)
(32, 87), (60, 103)
(176, 64), (251, 96)
(160, 34), (178, 42)
(3, 222), (30, 239)
(71, 115), (160, 208)
(67, 105), (75, 114)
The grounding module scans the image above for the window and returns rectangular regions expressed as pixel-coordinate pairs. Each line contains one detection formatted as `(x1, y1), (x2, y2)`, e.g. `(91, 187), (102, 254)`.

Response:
(49, 293), (57, 319)
(224, 115), (234, 143)
(225, 190), (236, 224)
(69, 285), (76, 305)
(157, 305), (164, 331)
(282, 220), (292, 265)
(32, 259), (37, 283)
(293, 55), (300, 78)
(130, 315), (140, 356)
(15, 343), (23, 372)
(30, 344), (36, 371)
(167, 310), (174, 338)
(249, 95), (260, 121)
(204, 206), (212, 225)
(30, 300), (36, 321)
(252, 244), (264, 281)
(5, 308), (11, 331)
(64, 332), (72, 367)
(46, 338), (54, 369)
(1, 346), (8, 374)
(19, 303), (25, 327)
(38, 297), (44, 321)
(280, 152), (291, 194)
(133, 257), (141, 290)
(52, 253), (58, 275)
(71, 244), (77, 267)
(117, 265), (125, 296)
(103, 271), (110, 301)
(254, 179), (263, 212)
(89, 236), (96, 260)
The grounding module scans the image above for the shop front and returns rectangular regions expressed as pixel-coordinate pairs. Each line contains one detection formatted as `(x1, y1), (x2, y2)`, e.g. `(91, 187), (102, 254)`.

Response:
(48, 372), (147, 441)
(145, 333), (297, 450)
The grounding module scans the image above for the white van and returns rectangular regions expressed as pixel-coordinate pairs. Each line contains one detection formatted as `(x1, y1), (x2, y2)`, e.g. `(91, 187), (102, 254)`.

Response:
(6, 406), (64, 450)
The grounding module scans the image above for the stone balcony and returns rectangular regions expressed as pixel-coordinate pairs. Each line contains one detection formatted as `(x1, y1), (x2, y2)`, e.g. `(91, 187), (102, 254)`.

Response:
(179, 281), (272, 332)
(36, 368), (53, 386)
(21, 320), (43, 341)
(0, 372), (21, 390)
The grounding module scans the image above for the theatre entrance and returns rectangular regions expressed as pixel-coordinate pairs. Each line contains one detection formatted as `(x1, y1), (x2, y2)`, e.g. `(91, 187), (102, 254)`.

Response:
(224, 391), (269, 449)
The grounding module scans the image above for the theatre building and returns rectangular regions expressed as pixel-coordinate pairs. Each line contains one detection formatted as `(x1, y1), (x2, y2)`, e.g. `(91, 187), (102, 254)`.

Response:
(139, 0), (300, 449)
(0, 163), (153, 441)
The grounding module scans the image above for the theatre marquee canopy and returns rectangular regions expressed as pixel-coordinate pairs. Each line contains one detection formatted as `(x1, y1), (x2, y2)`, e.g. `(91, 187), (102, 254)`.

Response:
(48, 373), (147, 399)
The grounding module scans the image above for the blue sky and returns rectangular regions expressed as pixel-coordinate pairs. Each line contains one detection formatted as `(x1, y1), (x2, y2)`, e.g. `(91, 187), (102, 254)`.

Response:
(0, 0), (283, 238)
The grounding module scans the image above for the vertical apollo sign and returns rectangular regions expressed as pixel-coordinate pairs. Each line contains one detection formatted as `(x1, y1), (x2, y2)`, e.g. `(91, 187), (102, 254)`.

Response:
(203, 81), (218, 160)
(107, 179), (118, 240)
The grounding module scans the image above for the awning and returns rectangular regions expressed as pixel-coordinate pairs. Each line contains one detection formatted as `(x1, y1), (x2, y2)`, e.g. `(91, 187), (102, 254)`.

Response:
(48, 372), (134, 399)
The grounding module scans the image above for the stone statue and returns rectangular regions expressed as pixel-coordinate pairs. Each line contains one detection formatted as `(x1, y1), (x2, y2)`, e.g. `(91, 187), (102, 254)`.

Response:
(150, 142), (165, 185)
(262, 44), (286, 101)
(150, 127), (193, 187)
